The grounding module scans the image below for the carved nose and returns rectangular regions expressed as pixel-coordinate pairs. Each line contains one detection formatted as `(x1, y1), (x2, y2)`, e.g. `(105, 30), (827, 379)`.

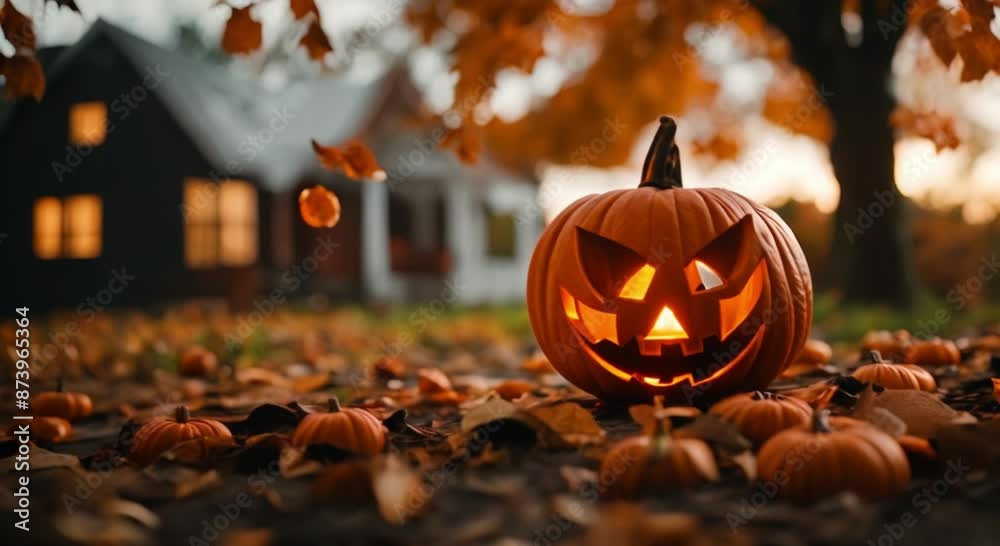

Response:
(645, 306), (688, 341)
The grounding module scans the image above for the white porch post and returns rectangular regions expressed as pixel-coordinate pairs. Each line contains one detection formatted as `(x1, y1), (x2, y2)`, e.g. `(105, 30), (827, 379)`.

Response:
(446, 180), (479, 303)
(361, 181), (393, 300)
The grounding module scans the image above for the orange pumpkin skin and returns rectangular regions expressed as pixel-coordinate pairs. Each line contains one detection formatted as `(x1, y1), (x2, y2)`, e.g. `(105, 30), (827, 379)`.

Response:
(851, 351), (936, 392)
(527, 117), (812, 403)
(33, 416), (73, 443)
(131, 406), (233, 465)
(709, 391), (811, 446)
(905, 338), (960, 367)
(290, 398), (387, 456)
(35, 389), (93, 421)
(600, 407), (718, 498)
(757, 414), (910, 502)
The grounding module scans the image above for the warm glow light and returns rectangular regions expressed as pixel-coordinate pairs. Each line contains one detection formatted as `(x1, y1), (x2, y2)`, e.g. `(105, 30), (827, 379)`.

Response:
(560, 288), (579, 320)
(645, 306), (688, 341)
(576, 299), (618, 344)
(618, 264), (656, 300)
(719, 261), (766, 338)
(220, 181), (258, 266)
(69, 102), (107, 146)
(184, 178), (258, 268)
(65, 195), (102, 258)
(33, 197), (62, 259)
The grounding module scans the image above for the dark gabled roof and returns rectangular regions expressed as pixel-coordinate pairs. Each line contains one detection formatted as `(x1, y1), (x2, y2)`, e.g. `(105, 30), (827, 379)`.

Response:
(2, 19), (392, 190)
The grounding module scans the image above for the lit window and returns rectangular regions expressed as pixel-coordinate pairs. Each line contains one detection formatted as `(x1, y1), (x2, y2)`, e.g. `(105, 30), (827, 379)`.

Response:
(69, 102), (107, 146)
(183, 178), (258, 268)
(33, 195), (102, 259)
(33, 197), (62, 259)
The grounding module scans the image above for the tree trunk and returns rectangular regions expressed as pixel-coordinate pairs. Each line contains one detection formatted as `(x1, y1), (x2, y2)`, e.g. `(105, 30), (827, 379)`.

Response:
(756, 0), (917, 307)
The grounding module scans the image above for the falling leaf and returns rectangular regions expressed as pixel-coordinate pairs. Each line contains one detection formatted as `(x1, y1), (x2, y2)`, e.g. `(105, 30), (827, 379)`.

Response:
(0, 54), (45, 100)
(299, 21), (333, 60)
(461, 396), (518, 431)
(221, 5), (262, 55)
(298, 185), (341, 228)
(673, 413), (751, 453)
(441, 126), (482, 164)
(289, 0), (319, 20)
(871, 389), (976, 438)
(311, 138), (385, 180)
(371, 356), (406, 380)
(1, 0), (36, 49)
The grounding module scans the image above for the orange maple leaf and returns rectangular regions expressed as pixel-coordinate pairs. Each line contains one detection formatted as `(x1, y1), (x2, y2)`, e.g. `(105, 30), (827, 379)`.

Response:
(440, 126), (482, 165)
(1, 0), (36, 50)
(299, 21), (333, 60)
(290, 0), (319, 20)
(221, 5), (263, 55)
(890, 106), (960, 151)
(0, 54), (45, 101)
(311, 139), (385, 180)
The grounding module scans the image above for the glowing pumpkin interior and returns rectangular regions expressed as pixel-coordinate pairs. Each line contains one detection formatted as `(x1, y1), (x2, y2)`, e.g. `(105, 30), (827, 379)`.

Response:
(560, 215), (770, 389)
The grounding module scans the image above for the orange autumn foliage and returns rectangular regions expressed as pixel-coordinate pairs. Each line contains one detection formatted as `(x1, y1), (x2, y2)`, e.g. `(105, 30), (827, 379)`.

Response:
(311, 139), (384, 180)
(221, 5), (263, 55)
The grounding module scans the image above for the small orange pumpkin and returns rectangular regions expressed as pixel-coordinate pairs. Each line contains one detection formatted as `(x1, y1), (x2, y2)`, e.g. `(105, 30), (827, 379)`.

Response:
(34, 380), (93, 421)
(709, 391), (812, 446)
(290, 398), (387, 456)
(600, 398), (718, 497)
(795, 339), (833, 366)
(179, 345), (219, 377)
(757, 411), (910, 502)
(860, 330), (912, 362)
(33, 416), (73, 443)
(851, 351), (936, 391)
(131, 406), (233, 465)
(905, 338), (960, 367)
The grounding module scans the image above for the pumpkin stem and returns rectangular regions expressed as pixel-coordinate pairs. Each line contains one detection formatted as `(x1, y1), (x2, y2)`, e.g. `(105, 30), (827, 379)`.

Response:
(751, 390), (771, 401)
(865, 350), (885, 363)
(648, 396), (675, 459)
(174, 406), (190, 423)
(328, 397), (342, 413)
(639, 116), (683, 190)
(811, 410), (832, 433)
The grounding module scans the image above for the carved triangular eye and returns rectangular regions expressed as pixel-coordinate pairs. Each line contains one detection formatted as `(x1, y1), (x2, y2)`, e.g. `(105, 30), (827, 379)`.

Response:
(691, 260), (724, 291)
(576, 227), (648, 296)
(684, 215), (758, 293)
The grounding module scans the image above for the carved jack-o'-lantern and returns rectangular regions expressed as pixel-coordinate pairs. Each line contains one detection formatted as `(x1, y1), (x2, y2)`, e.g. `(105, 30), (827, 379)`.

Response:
(527, 117), (813, 402)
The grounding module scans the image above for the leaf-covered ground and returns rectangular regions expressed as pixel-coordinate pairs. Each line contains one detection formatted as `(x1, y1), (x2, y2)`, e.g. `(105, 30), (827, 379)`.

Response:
(2, 305), (999, 546)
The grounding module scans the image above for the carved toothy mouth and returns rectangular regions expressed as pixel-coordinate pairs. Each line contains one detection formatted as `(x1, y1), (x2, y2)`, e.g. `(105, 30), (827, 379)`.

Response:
(574, 322), (767, 388)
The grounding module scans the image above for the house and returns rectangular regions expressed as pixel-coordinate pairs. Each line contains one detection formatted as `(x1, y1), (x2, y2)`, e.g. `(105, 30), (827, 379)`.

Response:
(0, 20), (543, 311)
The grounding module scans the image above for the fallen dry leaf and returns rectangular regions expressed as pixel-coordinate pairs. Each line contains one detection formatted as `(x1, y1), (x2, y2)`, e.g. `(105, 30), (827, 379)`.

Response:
(871, 389), (976, 438)
(852, 385), (907, 438)
(520, 351), (556, 374)
(175, 469), (222, 499)
(493, 379), (536, 401)
(524, 402), (606, 448)
(935, 419), (1000, 472)
(221, 5), (262, 54)
(418, 367), (453, 393)
(311, 138), (385, 180)
(372, 454), (429, 524)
